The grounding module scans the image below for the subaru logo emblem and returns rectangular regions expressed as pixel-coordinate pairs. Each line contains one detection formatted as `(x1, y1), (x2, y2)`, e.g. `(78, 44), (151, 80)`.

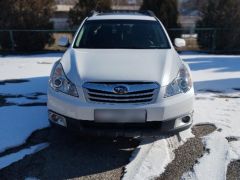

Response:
(113, 86), (128, 95)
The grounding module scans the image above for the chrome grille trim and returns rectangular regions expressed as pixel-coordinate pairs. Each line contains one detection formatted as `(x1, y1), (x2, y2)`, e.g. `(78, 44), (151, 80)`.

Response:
(88, 93), (153, 99)
(83, 82), (160, 104)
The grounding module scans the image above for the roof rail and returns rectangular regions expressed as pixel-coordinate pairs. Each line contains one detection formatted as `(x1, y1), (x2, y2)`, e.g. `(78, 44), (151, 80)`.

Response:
(88, 10), (156, 17)
(88, 10), (99, 17)
(140, 10), (156, 17)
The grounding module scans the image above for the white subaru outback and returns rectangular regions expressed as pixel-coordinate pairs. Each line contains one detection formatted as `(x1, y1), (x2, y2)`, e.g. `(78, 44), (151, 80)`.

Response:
(48, 11), (194, 135)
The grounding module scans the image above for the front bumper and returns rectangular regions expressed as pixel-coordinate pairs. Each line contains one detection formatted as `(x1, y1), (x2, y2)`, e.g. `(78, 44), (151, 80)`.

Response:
(47, 87), (194, 134)
(48, 110), (193, 136)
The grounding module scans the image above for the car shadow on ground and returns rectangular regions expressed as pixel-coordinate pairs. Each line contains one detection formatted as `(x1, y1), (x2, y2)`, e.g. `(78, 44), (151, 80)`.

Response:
(0, 127), (139, 180)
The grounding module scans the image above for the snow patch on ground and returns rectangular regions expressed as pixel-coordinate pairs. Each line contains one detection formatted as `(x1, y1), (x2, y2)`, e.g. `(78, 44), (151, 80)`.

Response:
(182, 94), (240, 180)
(229, 141), (240, 160)
(0, 54), (58, 154)
(123, 130), (194, 180)
(6, 95), (47, 104)
(0, 143), (49, 169)
(180, 55), (240, 180)
(0, 106), (49, 153)
(193, 94), (240, 137)
(0, 53), (61, 80)
(182, 132), (229, 180)
(183, 55), (240, 93)
(123, 137), (174, 180)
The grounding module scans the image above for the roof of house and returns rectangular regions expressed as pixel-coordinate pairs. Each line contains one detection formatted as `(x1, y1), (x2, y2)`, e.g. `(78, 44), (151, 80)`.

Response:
(55, 0), (78, 5)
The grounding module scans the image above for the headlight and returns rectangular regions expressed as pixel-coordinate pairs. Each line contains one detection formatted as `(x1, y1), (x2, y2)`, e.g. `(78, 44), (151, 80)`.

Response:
(50, 62), (79, 97)
(164, 65), (192, 98)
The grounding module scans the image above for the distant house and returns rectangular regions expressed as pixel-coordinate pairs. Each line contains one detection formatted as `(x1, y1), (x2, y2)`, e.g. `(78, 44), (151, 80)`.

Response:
(51, 0), (77, 29)
(111, 0), (143, 10)
(178, 0), (202, 28)
(51, 0), (143, 29)
(51, 0), (200, 29)
(179, 13), (201, 28)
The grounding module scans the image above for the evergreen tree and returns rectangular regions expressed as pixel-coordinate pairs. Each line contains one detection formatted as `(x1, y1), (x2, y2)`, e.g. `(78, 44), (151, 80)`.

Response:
(140, 0), (179, 28)
(140, 0), (180, 41)
(0, 0), (55, 51)
(197, 0), (240, 53)
(69, 0), (112, 27)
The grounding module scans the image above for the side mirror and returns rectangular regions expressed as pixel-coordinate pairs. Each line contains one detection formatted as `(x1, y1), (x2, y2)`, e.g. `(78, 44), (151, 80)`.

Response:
(174, 38), (186, 48)
(57, 36), (70, 47)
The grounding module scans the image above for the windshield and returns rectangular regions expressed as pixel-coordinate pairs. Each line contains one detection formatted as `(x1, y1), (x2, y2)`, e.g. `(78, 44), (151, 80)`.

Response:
(73, 20), (171, 49)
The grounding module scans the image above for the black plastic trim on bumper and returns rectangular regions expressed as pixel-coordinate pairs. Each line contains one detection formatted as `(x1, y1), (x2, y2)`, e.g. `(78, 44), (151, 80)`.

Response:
(48, 110), (192, 136)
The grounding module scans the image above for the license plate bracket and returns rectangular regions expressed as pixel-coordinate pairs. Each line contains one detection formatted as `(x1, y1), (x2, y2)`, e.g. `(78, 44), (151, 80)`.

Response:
(94, 109), (146, 123)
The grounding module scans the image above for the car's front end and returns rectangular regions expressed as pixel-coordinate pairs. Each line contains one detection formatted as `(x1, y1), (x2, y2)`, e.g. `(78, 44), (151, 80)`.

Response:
(47, 11), (194, 136)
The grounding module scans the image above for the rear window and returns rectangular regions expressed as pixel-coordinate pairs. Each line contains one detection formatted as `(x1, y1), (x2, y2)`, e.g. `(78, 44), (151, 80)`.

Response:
(73, 20), (170, 49)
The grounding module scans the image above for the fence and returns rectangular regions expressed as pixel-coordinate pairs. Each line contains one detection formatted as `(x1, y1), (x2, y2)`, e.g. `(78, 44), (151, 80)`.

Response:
(0, 28), (240, 53)
(0, 30), (75, 52)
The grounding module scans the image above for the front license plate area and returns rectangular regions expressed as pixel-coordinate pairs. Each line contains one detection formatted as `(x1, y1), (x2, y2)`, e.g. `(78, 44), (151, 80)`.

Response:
(95, 109), (146, 123)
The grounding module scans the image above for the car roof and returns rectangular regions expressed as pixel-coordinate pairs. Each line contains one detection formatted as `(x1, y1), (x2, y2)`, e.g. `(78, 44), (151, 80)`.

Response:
(87, 11), (157, 21)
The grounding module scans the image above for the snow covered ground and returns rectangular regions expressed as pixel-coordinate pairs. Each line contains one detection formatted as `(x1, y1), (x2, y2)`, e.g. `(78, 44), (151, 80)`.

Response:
(181, 55), (240, 180)
(0, 53), (240, 179)
(0, 54), (61, 166)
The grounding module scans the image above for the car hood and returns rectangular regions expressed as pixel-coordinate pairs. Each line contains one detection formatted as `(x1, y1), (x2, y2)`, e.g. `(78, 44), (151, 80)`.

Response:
(60, 48), (182, 86)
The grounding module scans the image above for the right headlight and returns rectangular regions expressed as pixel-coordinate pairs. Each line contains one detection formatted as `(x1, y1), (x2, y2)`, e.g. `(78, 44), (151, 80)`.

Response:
(164, 65), (192, 98)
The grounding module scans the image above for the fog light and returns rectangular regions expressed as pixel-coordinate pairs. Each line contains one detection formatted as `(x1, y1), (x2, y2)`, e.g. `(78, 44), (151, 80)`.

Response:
(48, 111), (67, 127)
(182, 116), (191, 123)
(174, 115), (192, 128)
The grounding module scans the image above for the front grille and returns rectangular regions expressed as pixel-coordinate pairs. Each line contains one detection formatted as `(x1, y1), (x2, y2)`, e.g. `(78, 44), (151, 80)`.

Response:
(83, 82), (160, 104)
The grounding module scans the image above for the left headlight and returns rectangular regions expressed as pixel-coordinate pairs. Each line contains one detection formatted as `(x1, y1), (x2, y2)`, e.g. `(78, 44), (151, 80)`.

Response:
(164, 65), (192, 98)
(50, 62), (79, 97)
